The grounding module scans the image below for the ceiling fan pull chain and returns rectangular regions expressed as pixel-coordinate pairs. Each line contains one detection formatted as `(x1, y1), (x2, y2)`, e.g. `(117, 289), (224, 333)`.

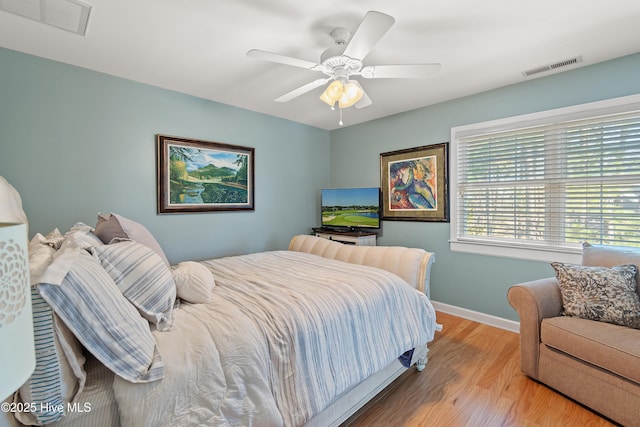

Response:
(339, 108), (344, 126)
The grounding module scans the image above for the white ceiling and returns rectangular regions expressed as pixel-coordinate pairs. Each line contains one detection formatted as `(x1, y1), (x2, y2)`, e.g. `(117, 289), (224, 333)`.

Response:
(1, 0), (640, 130)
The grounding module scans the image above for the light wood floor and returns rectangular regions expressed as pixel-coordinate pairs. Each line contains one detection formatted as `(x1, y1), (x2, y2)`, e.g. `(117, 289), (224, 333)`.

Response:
(343, 311), (617, 427)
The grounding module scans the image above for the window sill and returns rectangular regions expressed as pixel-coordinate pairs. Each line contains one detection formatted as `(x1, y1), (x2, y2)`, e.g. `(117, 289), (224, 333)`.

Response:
(450, 240), (582, 264)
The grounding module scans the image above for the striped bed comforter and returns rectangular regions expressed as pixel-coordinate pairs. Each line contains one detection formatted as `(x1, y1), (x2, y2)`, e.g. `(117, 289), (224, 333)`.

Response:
(113, 250), (437, 427)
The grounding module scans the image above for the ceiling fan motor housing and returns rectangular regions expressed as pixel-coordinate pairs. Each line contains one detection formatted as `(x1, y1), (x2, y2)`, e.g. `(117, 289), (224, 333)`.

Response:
(330, 28), (351, 46)
(332, 67), (350, 83)
(318, 48), (363, 78)
(315, 27), (363, 80)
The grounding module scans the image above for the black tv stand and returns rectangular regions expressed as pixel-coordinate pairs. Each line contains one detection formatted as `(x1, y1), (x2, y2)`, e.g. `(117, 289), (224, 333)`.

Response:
(313, 226), (344, 233)
(312, 226), (371, 234)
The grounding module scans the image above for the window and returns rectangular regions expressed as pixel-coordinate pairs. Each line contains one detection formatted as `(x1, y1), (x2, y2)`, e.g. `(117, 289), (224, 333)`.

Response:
(450, 94), (640, 263)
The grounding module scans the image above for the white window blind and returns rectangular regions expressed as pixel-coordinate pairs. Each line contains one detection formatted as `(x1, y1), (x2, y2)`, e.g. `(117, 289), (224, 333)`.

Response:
(450, 94), (640, 262)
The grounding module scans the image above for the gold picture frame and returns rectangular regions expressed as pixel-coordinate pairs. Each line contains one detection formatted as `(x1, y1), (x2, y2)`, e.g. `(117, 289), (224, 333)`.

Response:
(380, 143), (449, 222)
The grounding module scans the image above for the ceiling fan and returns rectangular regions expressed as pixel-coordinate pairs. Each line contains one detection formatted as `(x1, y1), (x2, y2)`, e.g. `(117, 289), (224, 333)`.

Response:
(247, 10), (441, 115)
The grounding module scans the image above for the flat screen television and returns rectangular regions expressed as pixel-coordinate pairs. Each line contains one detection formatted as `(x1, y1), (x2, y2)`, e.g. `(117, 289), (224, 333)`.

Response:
(321, 187), (381, 230)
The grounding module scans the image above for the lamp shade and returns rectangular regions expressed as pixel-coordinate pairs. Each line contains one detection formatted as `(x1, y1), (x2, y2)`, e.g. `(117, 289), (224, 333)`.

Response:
(319, 80), (344, 107)
(0, 222), (34, 402)
(338, 80), (364, 108)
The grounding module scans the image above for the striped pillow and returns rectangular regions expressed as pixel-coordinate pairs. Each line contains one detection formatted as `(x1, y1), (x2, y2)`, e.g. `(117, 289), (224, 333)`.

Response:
(93, 241), (176, 331)
(15, 289), (86, 425)
(14, 232), (86, 426)
(38, 249), (164, 383)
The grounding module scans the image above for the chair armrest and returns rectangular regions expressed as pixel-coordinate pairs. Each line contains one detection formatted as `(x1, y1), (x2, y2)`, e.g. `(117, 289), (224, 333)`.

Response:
(507, 277), (563, 379)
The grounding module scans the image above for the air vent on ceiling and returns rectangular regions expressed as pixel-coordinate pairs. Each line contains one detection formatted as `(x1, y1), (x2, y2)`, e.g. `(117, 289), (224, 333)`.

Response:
(0, 0), (91, 35)
(522, 56), (583, 78)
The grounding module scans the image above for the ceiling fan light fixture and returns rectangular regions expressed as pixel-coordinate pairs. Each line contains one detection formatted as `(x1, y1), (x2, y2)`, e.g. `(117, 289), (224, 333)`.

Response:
(338, 80), (364, 108)
(248, 10), (443, 123)
(319, 80), (344, 107)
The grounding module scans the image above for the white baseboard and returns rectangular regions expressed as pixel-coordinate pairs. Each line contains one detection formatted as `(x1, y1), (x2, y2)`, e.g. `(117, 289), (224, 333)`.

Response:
(431, 301), (520, 333)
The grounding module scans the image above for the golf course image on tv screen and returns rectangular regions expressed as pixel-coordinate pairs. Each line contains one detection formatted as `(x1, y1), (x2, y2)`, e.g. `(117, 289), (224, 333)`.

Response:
(321, 187), (380, 229)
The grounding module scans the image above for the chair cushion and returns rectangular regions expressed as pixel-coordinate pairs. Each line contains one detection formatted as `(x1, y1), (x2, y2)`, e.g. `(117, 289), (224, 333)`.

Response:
(541, 316), (640, 384)
(582, 242), (640, 295)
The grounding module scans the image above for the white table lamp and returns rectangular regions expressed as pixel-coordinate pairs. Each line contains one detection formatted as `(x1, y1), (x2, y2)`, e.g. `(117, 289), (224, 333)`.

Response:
(0, 222), (35, 402)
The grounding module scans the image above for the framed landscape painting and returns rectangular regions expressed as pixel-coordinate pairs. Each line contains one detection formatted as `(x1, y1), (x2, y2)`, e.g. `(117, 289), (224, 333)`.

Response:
(380, 143), (449, 222)
(156, 135), (254, 213)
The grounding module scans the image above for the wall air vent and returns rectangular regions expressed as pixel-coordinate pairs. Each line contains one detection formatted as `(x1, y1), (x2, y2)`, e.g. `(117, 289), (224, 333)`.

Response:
(522, 56), (583, 78)
(0, 0), (91, 35)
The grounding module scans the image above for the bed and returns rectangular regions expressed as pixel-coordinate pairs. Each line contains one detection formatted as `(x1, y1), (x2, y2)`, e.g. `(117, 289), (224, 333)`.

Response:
(3, 215), (437, 427)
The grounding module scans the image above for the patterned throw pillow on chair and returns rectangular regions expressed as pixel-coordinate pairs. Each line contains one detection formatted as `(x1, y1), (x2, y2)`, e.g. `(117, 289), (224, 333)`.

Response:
(551, 262), (640, 329)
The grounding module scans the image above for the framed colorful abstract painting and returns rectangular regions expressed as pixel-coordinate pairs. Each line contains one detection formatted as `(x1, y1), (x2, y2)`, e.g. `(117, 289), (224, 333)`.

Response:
(156, 135), (254, 213)
(380, 143), (449, 222)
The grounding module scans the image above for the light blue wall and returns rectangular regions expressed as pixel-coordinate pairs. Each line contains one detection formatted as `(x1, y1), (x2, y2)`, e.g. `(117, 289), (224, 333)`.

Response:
(0, 48), (330, 262)
(330, 53), (640, 321)
(3, 46), (640, 321)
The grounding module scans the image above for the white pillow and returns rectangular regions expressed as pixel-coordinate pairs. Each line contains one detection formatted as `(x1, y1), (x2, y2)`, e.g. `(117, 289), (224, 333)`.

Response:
(64, 222), (103, 250)
(93, 241), (176, 331)
(172, 261), (215, 304)
(27, 229), (63, 285)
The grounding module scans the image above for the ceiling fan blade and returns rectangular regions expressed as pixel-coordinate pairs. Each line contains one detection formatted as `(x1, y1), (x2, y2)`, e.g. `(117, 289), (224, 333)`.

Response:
(274, 78), (332, 102)
(355, 91), (372, 109)
(342, 11), (395, 61)
(247, 49), (319, 70)
(360, 63), (441, 79)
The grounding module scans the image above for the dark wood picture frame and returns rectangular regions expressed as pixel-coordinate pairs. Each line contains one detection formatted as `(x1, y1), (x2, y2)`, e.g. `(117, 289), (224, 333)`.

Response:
(380, 143), (449, 222)
(156, 134), (254, 214)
